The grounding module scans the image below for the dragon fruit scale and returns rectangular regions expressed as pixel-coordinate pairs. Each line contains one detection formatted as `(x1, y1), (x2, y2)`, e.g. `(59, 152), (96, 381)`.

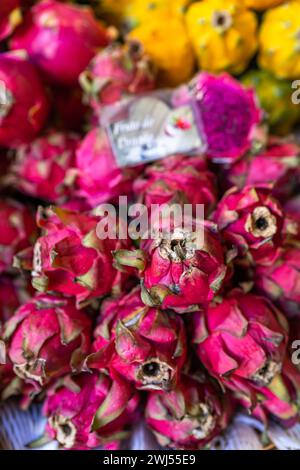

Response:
(42, 372), (139, 450)
(133, 154), (217, 217)
(254, 245), (300, 318)
(0, 0), (22, 41)
(80, 40), (155, 121)
(2, 294), (92, 386)
(192, 292), (289, 402)
(115, 220), (227, 313)
(145, 374), (233, 450)
(85, 287), (187, 391)
(10, 131), (80, 204)
(222, 137), (300, 202)
(237, 357), (300, 428)
(0, 52), (49, 148)
(214, 186), (284, 265)
(28, 206), (131, 307)
(190, 73), (261, 163)
(10, 0), (110, 86)
(74, 128), (140, 208)
(0, 199), (36, 274)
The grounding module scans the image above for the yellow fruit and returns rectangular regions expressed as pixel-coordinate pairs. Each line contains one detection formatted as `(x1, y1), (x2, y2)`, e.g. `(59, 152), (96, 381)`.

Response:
(185, 0), (258, 75)
(242, 70), (300, 135)
(129, 15), (195, 86)
(245, 0), (285, 10)
(99, 0), (191, 30)
(259, 1), (300, 80)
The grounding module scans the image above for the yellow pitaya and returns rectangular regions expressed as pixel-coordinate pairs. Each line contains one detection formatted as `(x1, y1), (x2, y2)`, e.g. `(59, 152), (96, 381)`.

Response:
(185, 0), (258, 75)
(259, 1), (300, 79)
(242, 70), (300, 135)
(128, 14), (195, 86)
(245, 0), (285, 10)
(99, 0), (190, 30)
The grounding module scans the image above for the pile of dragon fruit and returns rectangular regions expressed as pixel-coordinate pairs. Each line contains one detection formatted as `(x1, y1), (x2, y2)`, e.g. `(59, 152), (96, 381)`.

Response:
(1, 0), (300, 451)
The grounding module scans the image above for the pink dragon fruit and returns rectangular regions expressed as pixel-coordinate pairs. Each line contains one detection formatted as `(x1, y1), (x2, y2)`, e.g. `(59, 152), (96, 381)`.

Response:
(145, 374), (233, 450)
(237, 357), (300, 428)
(0, 0), (22, 41)
(25, 206), (131, 307)
(0, 199), (36, 274)
(133, 154), (217, 216)
(0, 52), (49, 148)
(192, 292), (288, 400)
(10, 0), (109, 85)
(3, 294), (92, 386)
(213, 186), (284, 265)
(85, 287), (186, 391)
(115, 220), (226, 313)
(0, 274), (29, 397)
(254, 245), (300, 318)
(222, 137), (300, 201)
(189, 73), (261, 163)
(80, 40), (155, 121)
(10, 131), (80, 204)
(42, 372), (139, 449)
(74, 128), (140, 207)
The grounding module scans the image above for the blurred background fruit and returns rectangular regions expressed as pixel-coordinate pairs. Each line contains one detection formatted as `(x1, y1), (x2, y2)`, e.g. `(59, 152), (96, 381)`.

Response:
(245, 0), (285, 10)
(242, 70), (300, 136)
(185, 0), (258, 75)
(99, 0), (191, 31)
(128, 14), (194, 86)
(259, 1), (300, 80)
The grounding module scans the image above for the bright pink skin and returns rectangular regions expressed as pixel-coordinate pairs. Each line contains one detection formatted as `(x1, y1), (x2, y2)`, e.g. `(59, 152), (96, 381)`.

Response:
(145, 375), (233, 450)
(86, 287), (187, 391)
(11, 132), (79, 204)
(31, 206), (131, 307)
(0, 0), (20, 40)
(74, 128), (140, 207)
(44, 372), (139, 450)
(192, 292), (288, 399)
(237, 358), (300, 428)
(133, 154), (217, 216)
(3, 294), (92, 386)
(223, 137), (300, 201)
(255, 246), (300, 318)
(192, 73), (261, 163)
(81, 41), (155, 120)
(0, 52), (49, 148)
(136, 221), (226, 313)
(0, 200), (36, 274)
(213, 186), (284, 265)
(11, 0), (109, 85)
